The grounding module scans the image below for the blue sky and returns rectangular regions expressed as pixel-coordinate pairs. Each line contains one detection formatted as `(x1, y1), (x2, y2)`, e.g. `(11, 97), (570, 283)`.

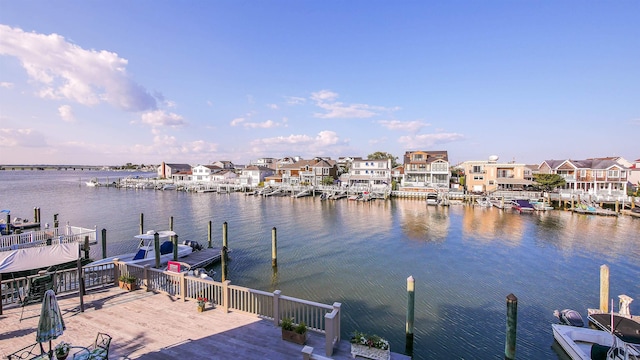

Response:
(0, 1), (638, 166)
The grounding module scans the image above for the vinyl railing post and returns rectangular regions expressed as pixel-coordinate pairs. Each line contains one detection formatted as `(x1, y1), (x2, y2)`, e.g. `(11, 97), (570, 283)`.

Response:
(223, 280), (231, 313)
(180, 272), (187, 301)
(143, 264), (150, 292)
(273, 290), (281, 327)
(113, 259), (120, 287)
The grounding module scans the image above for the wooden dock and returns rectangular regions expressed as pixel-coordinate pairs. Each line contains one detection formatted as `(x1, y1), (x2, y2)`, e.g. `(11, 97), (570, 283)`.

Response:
(182, 247), (223, 268)
(0, 286), (410, 360)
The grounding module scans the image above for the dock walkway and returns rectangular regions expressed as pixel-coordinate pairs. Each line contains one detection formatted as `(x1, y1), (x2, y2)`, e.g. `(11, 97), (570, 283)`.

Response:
(0, 286), (410, 360)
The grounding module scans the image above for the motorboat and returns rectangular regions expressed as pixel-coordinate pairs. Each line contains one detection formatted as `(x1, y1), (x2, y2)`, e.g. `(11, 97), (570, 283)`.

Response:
(554, 309), (585, 327)
(476, 196), (492, 207)
(511, 199), (535, 213)
(426, 193), (440, 206)
(552, 314), (640, 360)
(87, 230), (195, 267)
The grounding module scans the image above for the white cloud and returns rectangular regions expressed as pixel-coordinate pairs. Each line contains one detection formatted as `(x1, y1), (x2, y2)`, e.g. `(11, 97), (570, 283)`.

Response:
(267, 103), (278, 110)
(0, 128), (47, 147)
(230, 117), (245, 126)
(310, 89), (398, 119)
(285, 96), (306, 105)
(58, 105), (75, 122)
(250, 131), (344, 156)
(0, 82), (13, 89)
(140, 110), (187, 128)
(0, 24), (157, 112)
(243, 120), (279, 129)
(398, 132), (465, 149)
(378, 120), (429, 132)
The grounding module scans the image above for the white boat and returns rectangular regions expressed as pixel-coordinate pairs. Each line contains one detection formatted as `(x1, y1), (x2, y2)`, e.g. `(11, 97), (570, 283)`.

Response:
(87, 230), (194, 267)
(552, 315), (640, 360)
(85, 178), (100, 187)
(476, 196), (492, 207)
(426, 193), (440, 206)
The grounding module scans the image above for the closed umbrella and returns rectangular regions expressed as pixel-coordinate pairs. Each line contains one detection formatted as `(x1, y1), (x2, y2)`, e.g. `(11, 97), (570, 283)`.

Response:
(36, 289), (66, 357)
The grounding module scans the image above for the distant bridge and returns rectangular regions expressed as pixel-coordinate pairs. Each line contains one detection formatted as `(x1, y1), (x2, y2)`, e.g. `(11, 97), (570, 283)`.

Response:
(0, 164), (106, 171)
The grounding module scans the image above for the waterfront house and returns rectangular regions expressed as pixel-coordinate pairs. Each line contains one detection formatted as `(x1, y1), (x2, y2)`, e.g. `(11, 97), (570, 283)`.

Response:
(239, 165), (274, 186)
(212, 160), (235, 170)
(191, 164), (222, 182)
(459, 156), (534, 193)
(277, 158), (338, 186)
(538, 157), (630, 195)
(629, 159), (640, 191)
(391, 165), (404, 188)
(157, 162), (192, 179)
(210, 169), (237, 183)
(401, 150), (450, 190)
(340, 158), (392, 190)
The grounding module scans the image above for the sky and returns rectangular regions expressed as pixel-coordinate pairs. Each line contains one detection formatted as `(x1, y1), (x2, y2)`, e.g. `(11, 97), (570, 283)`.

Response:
(0, 1), (638, 166)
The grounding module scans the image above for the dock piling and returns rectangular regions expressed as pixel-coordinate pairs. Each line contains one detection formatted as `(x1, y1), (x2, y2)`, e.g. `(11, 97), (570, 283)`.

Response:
(154, 232), (160, 269)
(222, 222), (228, 249)
(83, 236), (90, 259)
(221, 247), (228, 281)
(170, 216), (174, 231)
(600, 264), (609, 313)
(272, 227), (277, 267)
(139, 213), (144, 234)
(405, 276), (415, 356)
(208, 221), (212, 248)
(54, 213), (59, 228)
(101, 229), (107, 259)
(505, 293), (517, 360)
(173, 234), (179, 261)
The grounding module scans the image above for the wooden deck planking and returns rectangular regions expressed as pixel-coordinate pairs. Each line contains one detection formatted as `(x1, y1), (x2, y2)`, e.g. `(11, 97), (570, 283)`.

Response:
(0, 286), (409, 359)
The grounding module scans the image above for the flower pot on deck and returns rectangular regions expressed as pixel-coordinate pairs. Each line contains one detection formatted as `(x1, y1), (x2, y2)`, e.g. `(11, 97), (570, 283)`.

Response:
(281, 329), (306, 345)
(350, 343), (390, 360)
(119, 281), (137, 291)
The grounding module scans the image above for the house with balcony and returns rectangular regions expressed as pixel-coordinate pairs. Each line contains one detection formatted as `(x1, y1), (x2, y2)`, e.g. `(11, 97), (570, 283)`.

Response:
(239, 165), (274, 186)
(538, 158), (630, 195)
(275, 158), (338, 186)
(210, 169), (237, 183)
(401, 150), (450, 190)
(191, 164), (223, 182)
(340, 158), (392, 190)
(460, 156), (534, 194)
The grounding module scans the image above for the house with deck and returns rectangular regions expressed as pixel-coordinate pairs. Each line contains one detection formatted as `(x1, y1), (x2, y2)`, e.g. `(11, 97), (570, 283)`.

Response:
(340, 158), (392, 190)
(401, 150), (450, 190)
(191, 165), (222, 182)
(276, 158), (338, 186)
(538, 158), (630, 195)
(239, 166), (274, 186)
(157, 162), (192, 179)
(460, 156), (534, 193)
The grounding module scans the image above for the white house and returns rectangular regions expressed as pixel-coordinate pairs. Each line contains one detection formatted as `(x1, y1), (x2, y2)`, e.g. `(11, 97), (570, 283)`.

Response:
(191, 165), (222, 182)
(239, 166), (274, 186)
(340, 158), (392, 190)
(210, 169), (237, 183)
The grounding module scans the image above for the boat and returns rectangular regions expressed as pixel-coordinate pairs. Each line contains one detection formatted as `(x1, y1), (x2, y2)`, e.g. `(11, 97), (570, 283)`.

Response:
(552, 314), (640, 360)
(162, 184), (177, 191)
(86, 230), (196, 267)
(511, 199), (535, 213)
(426, 193), (440, 206)
(554, 309), (585, 327)
(85, 178), (100, 187)
(476, 196), (492, 207)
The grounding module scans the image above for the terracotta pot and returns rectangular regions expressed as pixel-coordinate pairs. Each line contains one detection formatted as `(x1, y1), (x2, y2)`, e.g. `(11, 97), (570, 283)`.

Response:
(281, 329), (306, 345)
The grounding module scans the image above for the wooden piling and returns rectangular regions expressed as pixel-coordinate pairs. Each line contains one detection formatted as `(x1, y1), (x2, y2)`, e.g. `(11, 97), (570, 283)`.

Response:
(77, 254), (84, 312)
(154, 232), (160, 269)
(615, 200), (619, 213)
(101, 229), (107, 259)
(173, 234), (178, 261)
(54, 213), (59, 228)
(222, 222), (228, 249)
(505, 293), (517, 360)
(33, 207), (38, 224)
(83, 236), (90, 259)
(140, 213), (144, 234)
(405, 276), (415, 356)
(600, 265), (609, 313)
(38, 208), (41, 224)
(208, 221), (212, 248)
(221, 247), (228, 282)
(272, 227), (277, 267)
(170, 216), (174, 231)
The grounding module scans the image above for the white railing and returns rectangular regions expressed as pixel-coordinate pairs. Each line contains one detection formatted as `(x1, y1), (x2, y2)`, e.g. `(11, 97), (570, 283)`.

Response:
(0, 225), (97, 252)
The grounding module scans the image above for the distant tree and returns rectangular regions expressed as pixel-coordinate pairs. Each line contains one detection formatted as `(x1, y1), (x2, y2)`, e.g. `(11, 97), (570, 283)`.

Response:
(367, 151), (399, 167)
(533, 174), (566, 192)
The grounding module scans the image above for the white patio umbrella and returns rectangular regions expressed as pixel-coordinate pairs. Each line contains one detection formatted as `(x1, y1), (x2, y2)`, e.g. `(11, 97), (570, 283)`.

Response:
(36, 289), (66, 357)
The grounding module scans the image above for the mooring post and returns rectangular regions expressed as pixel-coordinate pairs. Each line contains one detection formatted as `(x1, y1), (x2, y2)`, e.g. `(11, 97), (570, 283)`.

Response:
(54, 213), (59, 228)
(77, 255), (84, 312)
(615, 200), (619, 213)
(173, 234), (179, 261)
(222, 222), (228, 249)
(154, 232), (160, 269)
(84, 236), (90, 259)
(139, 213), (144, 234)
(33, 207), (38, 224)
(505, 293), (517, 360)
(221, 247), (228, 282)
(170, 216), (174, 232)
(405, 275), (415, 356)
(272, 227), (277, 267)
(208, 220), (212, 248)
(101, 229), (107, 259)
(600, 264), (609, 313)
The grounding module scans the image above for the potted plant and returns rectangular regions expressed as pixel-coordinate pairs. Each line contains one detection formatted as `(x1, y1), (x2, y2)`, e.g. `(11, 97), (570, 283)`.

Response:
(280, 317), (306, 345)
(196, 297), (207, 312)
(118, 274), (137, 291)
(54, 341), (70, 360)
(350, 330), (390, 360)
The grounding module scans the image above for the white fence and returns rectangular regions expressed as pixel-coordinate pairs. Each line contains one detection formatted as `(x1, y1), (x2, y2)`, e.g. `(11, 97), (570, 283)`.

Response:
(0, 225), (97, 252)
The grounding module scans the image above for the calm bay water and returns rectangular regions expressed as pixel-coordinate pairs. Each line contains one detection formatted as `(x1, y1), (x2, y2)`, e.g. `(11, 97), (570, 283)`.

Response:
(2, 170), (639, 359)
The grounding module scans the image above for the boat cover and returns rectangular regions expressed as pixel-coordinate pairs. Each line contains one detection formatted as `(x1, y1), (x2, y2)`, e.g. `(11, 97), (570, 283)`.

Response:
(589, 313), (640, 345)
(0, 243), (79, 273)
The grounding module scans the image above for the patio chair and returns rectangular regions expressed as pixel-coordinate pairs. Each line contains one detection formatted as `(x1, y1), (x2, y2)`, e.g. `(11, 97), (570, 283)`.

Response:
(6, 342), (50, 360)
(72, 332), (111, 360)
(18, 272), (57, 321)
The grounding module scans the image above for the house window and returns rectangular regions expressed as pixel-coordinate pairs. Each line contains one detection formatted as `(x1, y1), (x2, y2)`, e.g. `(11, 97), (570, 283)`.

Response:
(473, 176), (484, 181)
(472, 165), (482, 173)
(580, 170), (586, 177)
(607, 170), (619, 178)
(413, 154), (423, 161)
